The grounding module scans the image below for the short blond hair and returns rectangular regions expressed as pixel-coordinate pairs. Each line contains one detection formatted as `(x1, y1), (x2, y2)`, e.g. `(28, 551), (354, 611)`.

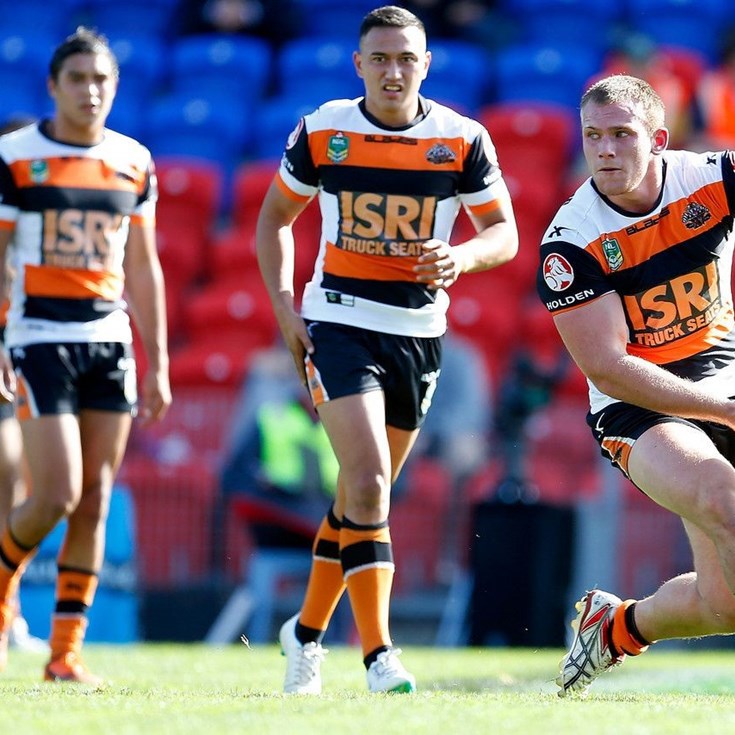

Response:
(581, 74), (665, 134)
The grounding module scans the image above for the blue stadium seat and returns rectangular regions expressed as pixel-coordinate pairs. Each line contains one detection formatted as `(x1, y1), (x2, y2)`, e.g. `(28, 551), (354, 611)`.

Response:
(277, 37), (363, 99)
(108, 34), (167, 97)
(495, 43), (602, 110)
(500, 0), (622, 52)
(0, 0), (82, 39)
(294, 0), (376, 37)
(624, 0), (731, 62)
(105, 35), (168, 139)
(169, 34), (272, 107)
(0, 32), (53, 122)
(422, 40), (492, 114)
(86, 0), (179, 40)
(248, 94), (323, 161)
(144, 92), (251, 170)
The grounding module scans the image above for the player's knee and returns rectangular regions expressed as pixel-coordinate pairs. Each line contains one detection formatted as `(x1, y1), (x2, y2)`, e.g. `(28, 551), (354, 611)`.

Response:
(693, 469), (735, 537)
(346, 472), (390, 516)
(38, 494), (77, 528)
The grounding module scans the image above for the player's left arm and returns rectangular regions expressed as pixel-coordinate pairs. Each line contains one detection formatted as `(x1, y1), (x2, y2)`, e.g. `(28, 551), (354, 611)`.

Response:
(123, 221), (171, 424)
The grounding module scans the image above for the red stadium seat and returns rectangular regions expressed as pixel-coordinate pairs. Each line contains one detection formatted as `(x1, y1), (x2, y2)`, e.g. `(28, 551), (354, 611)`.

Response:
(156, 156), (224, 235)
(447, 270), (525, 385)
(168, 337), (265, 388)
(180, 277), (278, 346)
(480, 101), (578, 182)
(231, 160), (279, 230)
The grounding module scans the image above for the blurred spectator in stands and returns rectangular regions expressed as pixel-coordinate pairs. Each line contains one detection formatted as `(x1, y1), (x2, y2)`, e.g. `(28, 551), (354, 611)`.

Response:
(178, 0), (302, 47)
(219, 344), (339, 548)
(591, 34), (694, 147)
(402, 0), (513, 49)
(693, 28), (735, 151)
(410, 331), (492, 487)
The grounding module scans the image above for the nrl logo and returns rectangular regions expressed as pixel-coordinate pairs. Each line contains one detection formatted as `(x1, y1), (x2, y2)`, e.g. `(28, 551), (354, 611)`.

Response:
(425, 143), (456, 164)
(681, 202), (711, 229)
(29, 160), (49, 184)
(327, 132), (349, 164)
(602, 237), (623, 271)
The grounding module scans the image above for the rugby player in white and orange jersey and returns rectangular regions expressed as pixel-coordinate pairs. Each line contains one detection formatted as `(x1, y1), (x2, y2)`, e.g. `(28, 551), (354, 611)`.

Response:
(0, 27), (171, 684)
(537, 74), (735, 697)
(257, 5), (518, 694)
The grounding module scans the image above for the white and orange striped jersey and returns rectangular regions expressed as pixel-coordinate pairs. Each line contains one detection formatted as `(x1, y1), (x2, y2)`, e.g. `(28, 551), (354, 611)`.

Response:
(277, 96), (509, 337)
(0, 121), (156, 348)
(537, 149), (735, 413)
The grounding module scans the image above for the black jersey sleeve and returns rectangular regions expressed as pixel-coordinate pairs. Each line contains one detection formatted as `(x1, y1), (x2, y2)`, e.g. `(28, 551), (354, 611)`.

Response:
(721, 151), (735, 215)
(281, 117), (319, 188)
(537, 239), (613, 314)
(0, 156), (20, 208)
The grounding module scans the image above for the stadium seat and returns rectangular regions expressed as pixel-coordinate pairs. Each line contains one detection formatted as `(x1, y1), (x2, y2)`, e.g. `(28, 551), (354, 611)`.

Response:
(479, 102), (578, 181)
(446, 270), (525, 385)
(276, 37), (363, 99)
(144, 91), (251, 170)
(421, 40), (492, 114)
(495, 43), (602, 110)
(231, 159), (280, 229)
(168, 337), (263, 388)
(294, 0), (377, 38)
(179, 277), (279, 347)
(86, 0), (179, 40)
(209, 226), (259, 282)
(0, 32), (53, 121)
(0, 1), (79, 40)
(248, 93), (323, 161)
(500, 0), (622, 52)
(657, 45), (708, 101)
(169, 34), (272, 107)
(624, 0), (731, 62)
(156, 156), (224, 234)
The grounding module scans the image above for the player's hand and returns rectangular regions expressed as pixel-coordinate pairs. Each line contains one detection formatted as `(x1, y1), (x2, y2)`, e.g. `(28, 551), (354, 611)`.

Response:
(136, 369), (171, 426)
(276, 309), (314, 386)
(413, 239), (462, 290)
(0, 348), (15, 402)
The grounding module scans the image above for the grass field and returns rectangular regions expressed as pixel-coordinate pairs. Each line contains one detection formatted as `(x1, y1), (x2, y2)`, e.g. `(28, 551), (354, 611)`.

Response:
(1, 644), (734, 734)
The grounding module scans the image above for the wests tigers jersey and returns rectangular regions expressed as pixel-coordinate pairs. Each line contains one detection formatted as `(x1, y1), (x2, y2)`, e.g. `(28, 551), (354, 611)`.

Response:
(537, 149), (735, 413)
(0, 121), (156, 348)
(277, 96), (508, 337)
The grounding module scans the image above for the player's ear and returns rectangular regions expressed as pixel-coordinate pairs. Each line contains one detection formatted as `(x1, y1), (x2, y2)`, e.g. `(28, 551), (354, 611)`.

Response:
(652, 127), (669, 154)
(353, 50), (364, 79)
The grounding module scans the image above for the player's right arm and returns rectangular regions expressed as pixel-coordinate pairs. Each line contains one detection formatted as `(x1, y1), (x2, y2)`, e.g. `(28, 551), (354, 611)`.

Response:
(0, 228), (15, 401)
(553, 292), (735, 429)
(255, 181), (314, 385)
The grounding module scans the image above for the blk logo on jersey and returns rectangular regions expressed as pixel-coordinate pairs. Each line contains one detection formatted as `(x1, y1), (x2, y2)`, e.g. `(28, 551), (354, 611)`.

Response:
(682, 202), (711, 229)
(425, 143), (456, 164)
(337, 191), (436, 256)
(542, 253), (575, 291)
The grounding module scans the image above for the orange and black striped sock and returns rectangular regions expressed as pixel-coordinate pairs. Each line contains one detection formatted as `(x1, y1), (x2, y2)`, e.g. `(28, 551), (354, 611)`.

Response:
(0, 527), (36, 610)
(340, 515), (394, 665)
(612, 600), (650, 656)
(49, 567), (99, 660)
(297, 507), (346, 645)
